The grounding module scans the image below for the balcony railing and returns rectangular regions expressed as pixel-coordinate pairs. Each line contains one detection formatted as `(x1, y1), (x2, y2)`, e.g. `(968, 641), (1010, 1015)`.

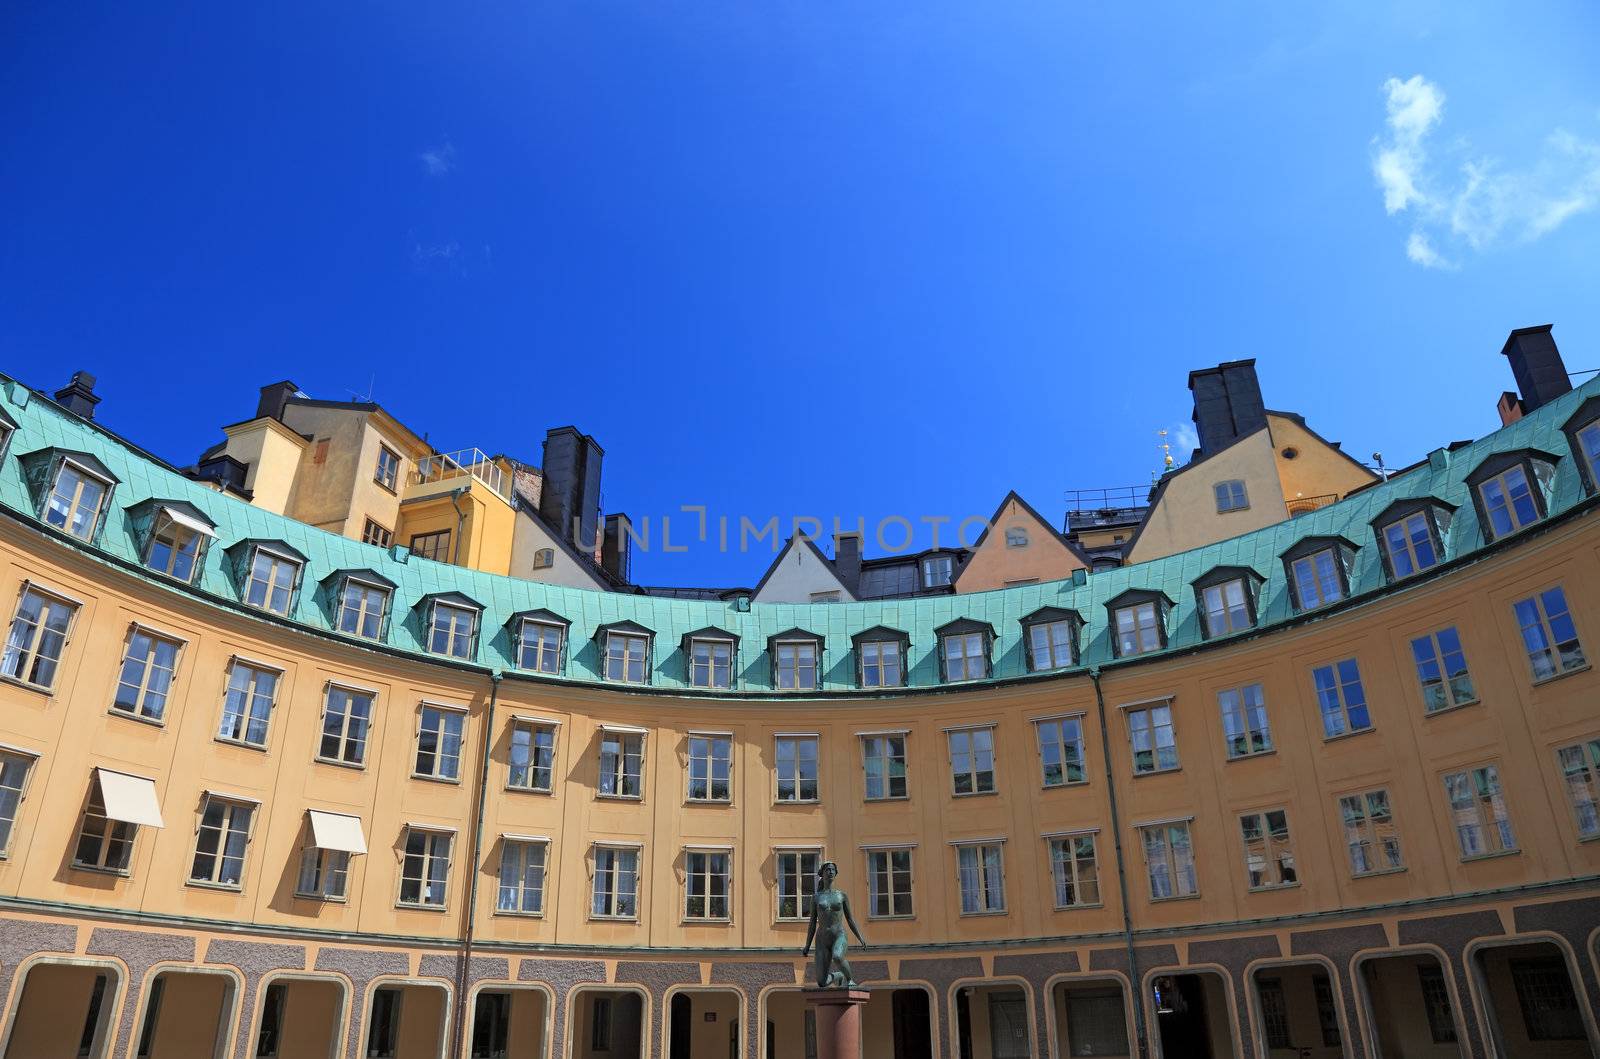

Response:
(1286, 493), (1338, 517)
(1065, 486), (1149, 511)
(412, 448), (509, 500)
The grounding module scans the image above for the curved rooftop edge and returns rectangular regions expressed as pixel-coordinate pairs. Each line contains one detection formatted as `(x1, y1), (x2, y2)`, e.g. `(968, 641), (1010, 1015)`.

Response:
(3, 369), (1599, 696)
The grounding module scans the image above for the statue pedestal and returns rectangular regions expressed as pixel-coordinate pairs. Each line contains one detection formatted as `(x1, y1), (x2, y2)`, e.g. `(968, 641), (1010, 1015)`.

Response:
(804, 988), (870, 1059)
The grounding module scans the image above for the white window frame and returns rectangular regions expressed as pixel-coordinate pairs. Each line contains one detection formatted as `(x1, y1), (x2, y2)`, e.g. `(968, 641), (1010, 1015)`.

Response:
(1046, 831), (1100, 909)
(146, 511), (205, 583)
(0, 749), (39, 857)
(922, 555), (954, 588)
(1514, 586), (1587, 682)
(1027, 620), (1076, 671)
(375, 444), (401, 491)
(591, 844), (641, 920)
(508, 719), (558, 793)
(858, 639), (904, 688)
(317, 682), (374, 767)
(604, 631), (651, 684)
(1478, 464), (1541, 538)
(598, 727), (646, 799)
(497, 837), (548, 916)
(860, 732), (909, 800)
(683, 847), (733, 922)
(1035, 715), (1087, 787)
(1381, 512), (1439, 579)
(1410, 627), (1476, 712)
(111, 625), (182, 723)
(1201, 579), (1251, 637)
(296, 844), (351, 901)
(414, 703), (466, 782)
(189, 794), (256, 889)
(688, 637), (735, 689)
(336, 577), (390, 640)
(427, 601), (478, 659)
(244, 546), (300, 616)
(774, 734), (819, 803)
(73, 784), (137, 873)
(1005, 527), (1029, 548)
(774, 638), (819, 691)
(947, 725), (997, 797)
(1238, 809), (1296, 890)
(953, 840), (1007, 915)
(43, 459), (110, 540)
(1113, 603), (1162, 656)
(217, 658), (281, 749)
(941, 632), (987, 682)
(686, 732), (733, 803)
(1577, 421), (1600, 490)
(517, 619), (565, 674)
(397, 826), (454, 908)
(1338, 788), (1403, 876)
(864, 846), (915, 919)
(1311, 658), (1372, 739)
(775, 847), (821, 921)
(1138, 820), (1198, 901)
(0, 584), (78, 691)
(1217, 683), (1272, 758)
(1443, 764), (1517, 859)
(1290, 549), (1344, 610)
(1125, 702), (1178, 775)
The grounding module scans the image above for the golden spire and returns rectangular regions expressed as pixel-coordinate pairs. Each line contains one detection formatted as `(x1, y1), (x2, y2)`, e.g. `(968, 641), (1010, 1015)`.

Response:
(1159, 429), (1174, 471)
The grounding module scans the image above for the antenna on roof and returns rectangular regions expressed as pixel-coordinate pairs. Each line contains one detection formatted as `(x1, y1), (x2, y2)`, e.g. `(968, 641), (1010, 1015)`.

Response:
(347, 373), (376, 403)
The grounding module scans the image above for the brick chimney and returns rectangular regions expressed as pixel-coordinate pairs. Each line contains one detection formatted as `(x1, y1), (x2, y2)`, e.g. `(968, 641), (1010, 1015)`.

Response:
(603, 513), (633, 583)
(833, 532), (862, 594)
(53, 371), (100, 419)
(539, 427), (605, 552)
(1500, 325), (1571, 414)
(1496, 391), (1524, 427)
(255, 380), (301, 422)
(1187, 359), (1267, 459)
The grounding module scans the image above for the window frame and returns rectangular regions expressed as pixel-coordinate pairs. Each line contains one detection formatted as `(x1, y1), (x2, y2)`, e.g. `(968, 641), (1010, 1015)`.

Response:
(188, 793), (256, 890)
(512, 611), (568, 675)
(139, 503), (212, 585)
(1217, 682), (1272, 759)
(1281, 538), (1353, 612)
(1561, 398), (1600, 495)
(1467, 451), (1554, 542)
(952, 840), (1007, 915)
(317, 681), (374, 768)
(1311, 657), (1373, 740)
(686, 635), (737, 690)
(409, 529), (452, 563)
(775, 847), (822, 922)
(413, 702), (467, 783)
(936, 620), (994, 682)
(770, 632), (822, 692)
(774, 734), (820, 803)
(1124, 700), (1179, 775)
(685, 731), (734, 803)
(1137, 820), (1198, 901)
(1237, 808), (1296, 891)
(1034, 714), (1088, 788)
(946, 725), (998, 797)
(1192, 568), (1260, 639)
(1373, 500), (1450, 582)
(361, 518), (393, 548)
(1021, 608), (1081, 671)
(1213, 479), (1249, 513)
(852, 628), (909, 689)
(860, 732), (909, 801)
(1410, 627), (1477, 713)
(0, 583), (80, 692)
(1441, 763), (1518, 860)
(41, 456), (113, 541)
(374, 444), (401, 492)
(74, 782), (138, 874)
(110, 624), (183, 725)
(397, 826), (455, 908)
(0, 748), (39, 858)
(496, 837), (548, 916)
(507, 718), (558, 794)
(1004, 526), (1030, 548)
(1555, 737), (1600, 841)
(296, 843), (352, 901)
(335, 575), (391, 641)
(1337, 788), (1404, 877)
(597, 727), (646, 800)
(242, 544), (302, 617)
(590, 843), (641, 921)
(864, 846), (915, 919)
(1513, 585), (1587, 683)
(597, 624), (654, 685)
(683, 847), (734, 923)
(216, 657), (282, 750)
(1045, 831), (1101, 909)
(424, 597), (480, 660)
(1106, 591), (1170, 658)
(921, 554), (954, 589)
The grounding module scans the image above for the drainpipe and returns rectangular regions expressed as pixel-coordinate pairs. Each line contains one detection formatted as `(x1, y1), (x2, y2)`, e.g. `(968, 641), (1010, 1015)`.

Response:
(449, 488), (471, 566)
(1090, 667), (1151, 1058)
(451, 670), (501, 1059)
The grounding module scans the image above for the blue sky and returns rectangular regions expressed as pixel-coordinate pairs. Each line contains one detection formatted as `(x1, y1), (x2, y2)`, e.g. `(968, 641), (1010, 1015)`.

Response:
(3, 1), (1598, 586)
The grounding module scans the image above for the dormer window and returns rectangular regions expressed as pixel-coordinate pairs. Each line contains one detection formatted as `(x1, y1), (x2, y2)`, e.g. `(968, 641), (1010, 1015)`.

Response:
(922, 555), (954, 588)
(770, 630), (822, 691)
(1005, 527), (1029, 548)
(1466, 450), (1557, 543)
(224, 540), (306, 616)
(1371, 498), (1455, 582)
(1021, 607), (1082, 672)
(683, 627), (738, 690)
(852, 627), (909, 688)
(1190, 567), (1261, 639)
(596, 622), (654, 684)
(128, 500), (216, 585)
(1280, 537), (1355, 613)
(420, 593), (482, 659)
(513, 611), (568, 674)
(1214, 480), (1249, 513)
(936, 619), (994, 682)
(1106, 591), (1171, 657)
(19, 449), (119, 543)
(1562, 397), (1600, 494)
(335, 575), (392, 640)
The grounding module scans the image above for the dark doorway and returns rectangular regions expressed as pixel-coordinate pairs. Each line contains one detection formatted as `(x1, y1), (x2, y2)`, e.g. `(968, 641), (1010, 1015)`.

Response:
(670, 993), (691, 1059)
(1156, 974), (1213, 1059)
(893, 989), (932, 1059)
(987, 991), (1029, 1059)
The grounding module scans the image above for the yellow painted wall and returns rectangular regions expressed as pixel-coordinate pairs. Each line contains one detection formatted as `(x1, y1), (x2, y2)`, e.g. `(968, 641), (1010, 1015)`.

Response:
(396, 480), (513, 574)
(954, 498), (1086, 593)
(1362, 954), (1460, 1059)
(1267, 414), (1377, 509)
(146, 971), (228, 1058)
(4, 963), (112, 1059)
(507, 989), (548, 1059)
(221, 418), (307, 517)
(276, 978), (344, 1059)
(394, 984), (448, 1059)
(1125, 430), (1286, 564)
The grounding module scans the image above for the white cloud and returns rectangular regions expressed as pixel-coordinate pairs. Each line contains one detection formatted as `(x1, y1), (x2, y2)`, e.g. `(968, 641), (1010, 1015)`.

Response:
(418, 141), (456, 176)
(1169, 422), (1200, 464)
(1372, 75), (1600, 265)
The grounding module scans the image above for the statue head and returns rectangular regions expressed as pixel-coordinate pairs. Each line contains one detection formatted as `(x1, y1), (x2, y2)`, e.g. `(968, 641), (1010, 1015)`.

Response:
(816, 860), (838, 886)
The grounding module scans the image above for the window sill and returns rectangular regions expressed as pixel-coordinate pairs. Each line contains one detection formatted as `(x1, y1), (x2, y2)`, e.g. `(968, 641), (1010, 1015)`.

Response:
(293, 892), (348, 903)
(866, 913), (916, 921)
(1052, 902), (1104, 912)
(775, 798), (821, 806)
(186, 880), (244, 894)
(315, 756), (366, 771)
(1042, 780), (1090, 792)
(1351, 866), (1408, 880)
(492, 908), (545, 919)
(215, 736), (269, 753)
(951, 790), (999, 799)
(1460, 848), (1521, 863)
(411, 773), (463, 786)
(588, 915), (640, 923)
(775, 916), (809, 925)
(109, 708), (166, 728)
(506, 784), (553, 796)
(957, 908), (1008, 918)
(1148, 892), (1202, 904)
(1422, 698), (1481, 718)
(863, 796), (911, 804)
(395, 901), (450, 912)
(0, 674), (55, 696)
(373, 478), (398, 496)
(71, 863), (130, 878)
(1532, 663), (1592, 688)
(685, 798), (733, 807)
(596, 793), (643, 803)
(1225, 748), (1276, 762)
(1322, 726), (1376, 744)
(1246, 882), (1301, 894)
(1132, 766), (1182, 779)
(682, 918), (733, 926)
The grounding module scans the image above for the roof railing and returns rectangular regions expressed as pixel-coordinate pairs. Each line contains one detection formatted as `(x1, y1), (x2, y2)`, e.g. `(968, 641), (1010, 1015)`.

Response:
(1286, 493), (1338, 517)
(412, 447), (509, 499)
(1064, 486), (1150, 511)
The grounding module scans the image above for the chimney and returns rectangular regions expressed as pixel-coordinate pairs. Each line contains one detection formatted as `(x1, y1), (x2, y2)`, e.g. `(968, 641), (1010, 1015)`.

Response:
(53, 371), (100, 420)
(538, 427), (605, 552)
(1500, 325), (1571, 414)
(255, 380), (301, 422)
(1187, 359), (1266, 458)
(833, 532), (862, 593)
(1496, 391), (1524, 427)
(603, 513), (633, 583)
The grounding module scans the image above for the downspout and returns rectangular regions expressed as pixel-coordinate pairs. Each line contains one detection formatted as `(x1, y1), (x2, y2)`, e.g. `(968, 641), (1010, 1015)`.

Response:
(449, 487), (471, 566)
(451, 670), (501, 1059)
(1090, 666), (1151, 1058)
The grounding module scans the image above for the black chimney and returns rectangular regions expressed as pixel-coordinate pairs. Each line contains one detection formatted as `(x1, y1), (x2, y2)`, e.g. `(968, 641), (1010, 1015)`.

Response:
(1501, 325), (1571, 414)
(255, 380), (301, 421)
(539, 427), (605, 552)
(833, 532), (862, 594)
(1187, 359), (1266, 459)
(603, 513), (633, 583)
(53, 371), (100, 420)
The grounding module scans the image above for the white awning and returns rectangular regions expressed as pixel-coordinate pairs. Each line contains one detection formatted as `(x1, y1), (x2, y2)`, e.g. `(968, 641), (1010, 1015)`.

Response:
(158, 504), (217, 539)
(307, 810), (368, 855)
(501, 832), (551, 844)
(95, 769), (165, 828)
(599, 723), (648, 736)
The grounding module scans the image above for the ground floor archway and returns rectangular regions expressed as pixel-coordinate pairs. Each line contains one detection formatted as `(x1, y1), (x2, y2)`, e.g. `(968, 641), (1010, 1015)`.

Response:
(1472, 939), (1596, 1058)
(570, 988), (644, 1059)
(1051, 976), (1134, 1058)
(2, 959), (120, 1059)
(1150, 970), (1235, 1059)
(763, 985), (934, 1058)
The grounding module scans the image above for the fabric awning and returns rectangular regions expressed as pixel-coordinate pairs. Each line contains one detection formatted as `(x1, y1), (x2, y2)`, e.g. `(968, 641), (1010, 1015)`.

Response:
(307, 810), (368, 855)
(158, 504), (217, 538)
(96, 769), (165, 828)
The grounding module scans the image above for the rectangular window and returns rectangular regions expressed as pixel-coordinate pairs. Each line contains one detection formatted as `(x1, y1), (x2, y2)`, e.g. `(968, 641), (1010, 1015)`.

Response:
(598, 730), (644, 798)
(1114, 604), (1161, 656)
(0, 751), (35, 856)
(189, 796), (254, 888)
(497, 839), (547, 914)
(775, 735), (819, 802)
(217, 660), (279, 748)
(955, 843), (1005, 914)
(859, 640), (903, 687)
(1048, 834), (1099, 907)
(1027, 620), (1076, 670)
(592, 846), (639, 918)
(922, 555), (953, 587)
(336, 579), (388, 640)
(1410, 627), (1475, 711)
(146, 513), (203, 583)
(1201, 579), (1251, 636)
(375, 445), (400, 491)
(1312, 658), (1371, 738)
(409, 530), (451, 563)
(1218, 683), (1272, 758)
(1417, 965), (1458, 1044)
(1443, 764), (1517, 858)
(296, 846), (350, 900)
(415, 705), (465, 781)
(428, 603), (477, 659)
(1214, 479), (1248, 512)
(866, 848), (914, 917)
(1126, 703), (1178, 774)
(1291, 550), (1344, 609)
(1557, 738), (1600, 839)
(1139, 822), (1198, 900)
(1578, 422), (1600, 489)
(775, 640), (819, 691)
(861, 734), (908, 800)
(1259, 978), (1291, 1050)
(361, 519), (392, 548)
(1239, 809), (1296, 889)
(604, 632), (650, 684)
(518, 620), (565, 674)
(44, 461), (109, 540)
(398, 828), (453, 906)
(1065, 991), (1129, 1057)
(1480, 465), (1540, 537)
(244, 548), (299, 615)
(112, 628), (180, 722)
(318, 684), (372, 765)
(74, 787), (136, 872)
(687, 734), (733, 801)
(1382, 512), (1439, 578)
(508, 721), (556, 792)
(1338, 789), (1403, 875)
(948, 727), (996, 796)
(685, 850), (732, 920)
(1514, 587), (1587, 681)
(1, 586), (76, 690)
(1035, 716), (1086, 787)
(942, 633), (987, 681)
(776, 849), (820, 920)
(688, 638), (734, 689)
(1509, 958), (1586, 1042)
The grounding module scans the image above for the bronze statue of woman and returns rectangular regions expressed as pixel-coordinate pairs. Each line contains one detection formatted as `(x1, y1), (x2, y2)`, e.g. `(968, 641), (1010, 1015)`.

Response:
(802, 861), (868, 988)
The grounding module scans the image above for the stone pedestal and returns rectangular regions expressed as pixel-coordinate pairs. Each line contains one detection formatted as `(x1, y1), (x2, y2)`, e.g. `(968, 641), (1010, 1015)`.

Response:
(804, 988), (870, 1059)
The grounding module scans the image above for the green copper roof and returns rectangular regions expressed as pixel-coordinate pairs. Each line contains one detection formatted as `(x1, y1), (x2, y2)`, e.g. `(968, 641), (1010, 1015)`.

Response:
(1, 371), (1596, 696)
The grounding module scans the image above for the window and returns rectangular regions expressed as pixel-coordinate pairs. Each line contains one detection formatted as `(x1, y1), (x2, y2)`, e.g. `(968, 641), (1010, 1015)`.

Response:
(687, 733), (732, 801)
(1139, 822), (1197, 900)
(427, 602), (477, 659)
(1514, 587), (1587, 681)
(1064, 990), (1129, 1057)
(1410, 627), (1476, 711)
(218, 660), (279, 748)
(948, 727), (996, 796)
(0, 751), (35, 855)
(1381, 512), (1439, 578)
(409, 530), (451, 563)
(1126, 703), (1178, 774)
(858, 640), (903, 688)
(508, 721), (556, 792)
(1218, 683), (1271, 758)
(244, 547), (299, 615)
(1259, 978), (1291, 1050)
(1214, 479), (1248, 512)
(44, 460), (109, 539)
(604, 632), (651, 684)
(375, 445), (400, 491)
(318, 684), (373, 765)
(1312, 658), (1371, 738)
(1576, 420), (1600, 491)
(922, 555), (954, 587)
(1035, 716), (1086, 787)
(532, 548), (555, 569)
(685, 849), (732, 920)
(1026, 620), (1076, 671)
(415, 705), (465, 781)
(296, 845), (350, 900)
(1443, 764), (1516, 858)
(518, 620), (565, 674)
(809, 590), (841, 603)
(367, 988), (403, 1058)
(941, 632), (987, 681)
(1, 586), (76, 690)
(74, 787), (135, 872)
(361, 519), (392, 548)
(1417, 965), (1458, 1044)
(146, 512), (205, 582)
(1005, 527), (1029, 547)
(775, 735), (819, 802)
(688, 638), (734, 689)
(861, 734), (908, 800)
(776, 849), (821, 920)
(1290, 549), (1344, 610)
(774, 638), (819, 691)
(189, 796), (254, 888)
(1113, 603), (1162, 656)
(598, 729), (644, 798)
(336, 578), (389, 640)
(1556, 738), (1600, 839)
(398, 827), (452, 906)
(1239, 810), (1296, 889)
(112, 628), (180, 722)
(866, 848), (914, 917)
(1338, 789), (1402, 875)
(1478, 464), (1541, 538)
(1048, 834), (1099, 907)
(1509, 958), (1586, 1042)
(955, 842), (1005, 914)
(497, 839), (547, 914)
(591, 846), (639, 918)
(1200, 579), (1252, 637)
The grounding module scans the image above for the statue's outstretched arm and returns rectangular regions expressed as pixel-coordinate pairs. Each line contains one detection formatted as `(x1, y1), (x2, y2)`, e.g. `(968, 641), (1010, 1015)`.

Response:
(842, 893), (867, 947)
(802, 898), (819, 956)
